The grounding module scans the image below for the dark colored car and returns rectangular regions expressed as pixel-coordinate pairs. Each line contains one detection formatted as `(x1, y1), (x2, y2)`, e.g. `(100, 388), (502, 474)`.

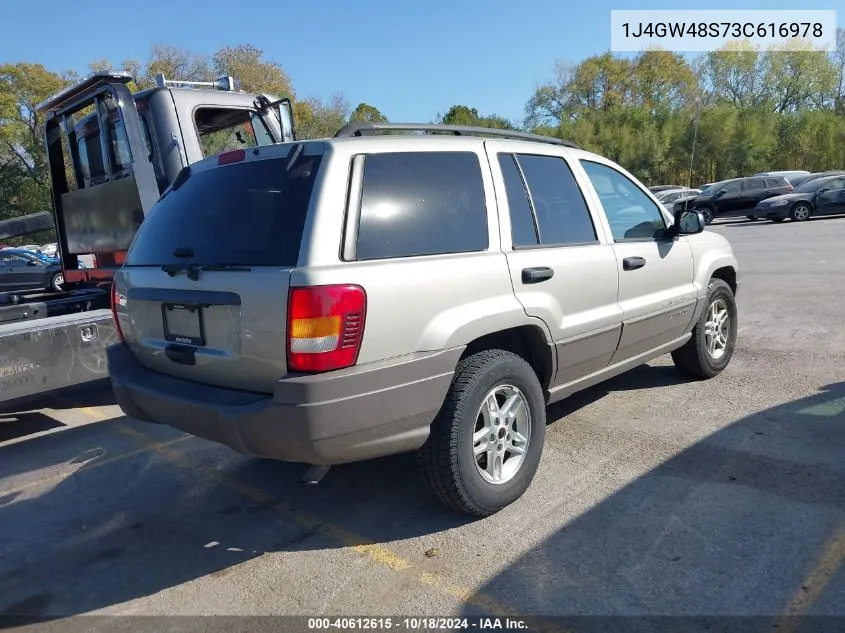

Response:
(788, 171), (845, 189)
(0, 249), (63, 292)
(675, 176), (793, 224)
(753, 175), (845, 223)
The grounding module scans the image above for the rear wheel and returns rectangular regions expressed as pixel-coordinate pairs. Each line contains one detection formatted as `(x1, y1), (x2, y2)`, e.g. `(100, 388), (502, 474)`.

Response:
(790, 203), (811, 222)
(418, 349), (546, 517)
(672, 278), (737, 379)
(49, 273), (63, 292)
(695, 207), (713, 225)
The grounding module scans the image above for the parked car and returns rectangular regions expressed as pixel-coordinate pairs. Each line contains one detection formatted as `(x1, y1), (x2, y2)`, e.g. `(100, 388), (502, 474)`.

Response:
(108, 123), (739, 517)
(754, 170), (810, 183)
(753, 174), (845, 223)
(40, 242), (59, 258)
(788, 171), (845, 189)
(648, 184), (684, 193)
(0, 248), (63, 292)
(654, 188), (701, 205)
(676, 176), (793, 224)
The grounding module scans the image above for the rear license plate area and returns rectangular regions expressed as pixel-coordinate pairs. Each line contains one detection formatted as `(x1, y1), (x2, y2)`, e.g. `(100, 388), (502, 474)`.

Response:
(162, 303), (205, 346)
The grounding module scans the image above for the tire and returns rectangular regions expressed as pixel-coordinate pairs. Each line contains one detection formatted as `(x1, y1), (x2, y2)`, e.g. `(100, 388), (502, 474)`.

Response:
(695, 207), (713, 225)
(672, 278), (738, 379)
(789, 203), (811, 222)
(49, 272), (64, 292)
(418, 349), (546, 517)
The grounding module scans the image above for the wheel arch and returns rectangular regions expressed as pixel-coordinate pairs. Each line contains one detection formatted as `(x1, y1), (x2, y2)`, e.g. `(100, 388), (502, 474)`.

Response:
(460, 324), (556, 394)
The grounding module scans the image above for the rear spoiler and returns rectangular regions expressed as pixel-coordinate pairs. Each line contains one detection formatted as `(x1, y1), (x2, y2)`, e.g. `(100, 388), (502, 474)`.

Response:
(0, 212), (55, 240)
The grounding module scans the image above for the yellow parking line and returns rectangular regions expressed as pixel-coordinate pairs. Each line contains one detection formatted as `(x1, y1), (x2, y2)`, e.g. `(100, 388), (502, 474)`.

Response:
(0, 435), (190, 498)
(114, 422), (522, 617)
(782, 523), (845, 618)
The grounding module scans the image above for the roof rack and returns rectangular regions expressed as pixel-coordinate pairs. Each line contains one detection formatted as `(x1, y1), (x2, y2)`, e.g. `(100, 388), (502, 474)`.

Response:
(154, 74), (237, 92)
(334, 122), (580, 149)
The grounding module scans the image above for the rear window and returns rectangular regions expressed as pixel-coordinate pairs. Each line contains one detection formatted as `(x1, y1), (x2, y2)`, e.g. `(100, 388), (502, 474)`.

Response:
(126, 150), (323, 267)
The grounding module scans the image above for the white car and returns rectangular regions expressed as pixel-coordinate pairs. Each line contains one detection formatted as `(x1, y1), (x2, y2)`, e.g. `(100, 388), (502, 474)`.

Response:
(41, 243), (59, 258)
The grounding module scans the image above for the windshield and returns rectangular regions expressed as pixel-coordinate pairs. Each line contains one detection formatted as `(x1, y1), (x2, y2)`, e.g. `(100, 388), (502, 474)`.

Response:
(796, 178), (836, 193)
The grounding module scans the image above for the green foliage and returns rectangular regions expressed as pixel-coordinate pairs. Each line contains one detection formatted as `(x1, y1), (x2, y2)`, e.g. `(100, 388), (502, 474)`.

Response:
(527, 33), (845, 186)
(438, 105), (515, 129)
(350, 103), (388, 123)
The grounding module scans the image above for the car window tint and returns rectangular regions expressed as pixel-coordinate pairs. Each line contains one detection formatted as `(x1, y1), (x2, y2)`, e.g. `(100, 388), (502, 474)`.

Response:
(497, 154), (538, 246)
(720, 181), (742, 193)
(356, 152), (488, 260)
(127, 150), (324, 267)
(581, 160), (667, 241)
(513, 154), (596, 246)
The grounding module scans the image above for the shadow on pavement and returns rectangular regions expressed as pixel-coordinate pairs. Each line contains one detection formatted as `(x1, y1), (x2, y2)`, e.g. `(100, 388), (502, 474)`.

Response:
(461, 381), (845, 618)
(0, 412), (65, 443)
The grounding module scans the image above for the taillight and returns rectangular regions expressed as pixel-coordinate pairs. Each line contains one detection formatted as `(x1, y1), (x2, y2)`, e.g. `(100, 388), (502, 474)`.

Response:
(218, 149), (246, 165)
(111, 283), (126, 343)
(287, 285), (366, 372)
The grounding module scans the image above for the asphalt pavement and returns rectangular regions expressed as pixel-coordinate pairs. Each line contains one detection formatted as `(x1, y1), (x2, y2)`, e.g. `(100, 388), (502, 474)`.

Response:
(1, 215), (843, 629)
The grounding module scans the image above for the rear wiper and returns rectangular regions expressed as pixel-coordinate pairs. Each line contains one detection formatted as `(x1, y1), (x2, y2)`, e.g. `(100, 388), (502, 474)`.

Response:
(161, 263), (252, 281)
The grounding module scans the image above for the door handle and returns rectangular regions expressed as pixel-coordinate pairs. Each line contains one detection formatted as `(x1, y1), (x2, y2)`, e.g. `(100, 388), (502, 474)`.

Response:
(522, 267), (554, 283)
(622, 256), (646, 271)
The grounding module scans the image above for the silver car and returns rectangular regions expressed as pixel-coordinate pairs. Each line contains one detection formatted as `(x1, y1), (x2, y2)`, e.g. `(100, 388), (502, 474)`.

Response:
(108, 123), (740, 516)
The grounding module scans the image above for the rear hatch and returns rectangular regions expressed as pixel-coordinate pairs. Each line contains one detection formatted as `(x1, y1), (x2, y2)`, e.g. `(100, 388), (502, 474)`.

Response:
(114, 143), (325, 393)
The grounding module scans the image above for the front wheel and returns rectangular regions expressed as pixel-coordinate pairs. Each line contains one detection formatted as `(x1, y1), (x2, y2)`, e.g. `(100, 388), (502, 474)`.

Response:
(694, 207), (713, 225)
(672, 278), (738, 379)
(790, 203), (811, 222)
(49, 273), (64, 292)
(418, 350), (546, 517)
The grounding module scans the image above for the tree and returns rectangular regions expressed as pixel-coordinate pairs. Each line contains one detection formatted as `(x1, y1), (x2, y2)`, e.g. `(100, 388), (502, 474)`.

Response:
(349, 103), (388, 123)
(294, 93), (350, 140)
(439, 104), (515, 129)
(700, 41), (768, 109)
(762, 40), (838, 112)
(212, 44), (294, 98)
(831, 28), (845, 112)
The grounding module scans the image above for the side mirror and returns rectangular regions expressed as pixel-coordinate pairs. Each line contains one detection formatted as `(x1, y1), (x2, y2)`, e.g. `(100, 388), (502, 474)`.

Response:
(817, 187), (829, 194)
(670, 209), (705, 236)
(713, 189), (725, 197)
(26, 260), (38, 266)
(277, 98), (296, 143)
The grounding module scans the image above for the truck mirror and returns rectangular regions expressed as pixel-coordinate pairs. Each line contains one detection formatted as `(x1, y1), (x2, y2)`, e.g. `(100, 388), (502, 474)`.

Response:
(277, 98), (296, 143)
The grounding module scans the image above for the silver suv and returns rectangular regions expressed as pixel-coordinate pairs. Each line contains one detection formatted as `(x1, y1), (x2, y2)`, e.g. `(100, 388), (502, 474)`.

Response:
(108, 123), (740, 517)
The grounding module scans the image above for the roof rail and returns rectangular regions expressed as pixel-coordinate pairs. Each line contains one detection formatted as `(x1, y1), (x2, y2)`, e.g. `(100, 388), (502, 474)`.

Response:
(334, 122), (579, 149)
(36, 70), (133, 114)
(155, 74), (236, 92)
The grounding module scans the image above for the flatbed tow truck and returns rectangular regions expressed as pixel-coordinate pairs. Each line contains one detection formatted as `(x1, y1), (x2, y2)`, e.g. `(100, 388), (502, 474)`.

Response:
(0, 71), (295, 404)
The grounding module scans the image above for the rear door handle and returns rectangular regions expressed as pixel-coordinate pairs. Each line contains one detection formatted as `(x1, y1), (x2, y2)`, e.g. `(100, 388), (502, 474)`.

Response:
(522, 267), (554, 284)
(622, 256), (646, 271)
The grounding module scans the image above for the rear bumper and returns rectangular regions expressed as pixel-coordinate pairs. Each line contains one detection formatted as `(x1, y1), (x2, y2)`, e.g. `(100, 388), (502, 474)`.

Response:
(107, 343), (461, 465)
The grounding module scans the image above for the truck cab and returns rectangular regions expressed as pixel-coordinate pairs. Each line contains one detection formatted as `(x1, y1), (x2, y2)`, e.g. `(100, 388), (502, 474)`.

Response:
(37, 70), (296, 289)
(0, 72), (295, 405)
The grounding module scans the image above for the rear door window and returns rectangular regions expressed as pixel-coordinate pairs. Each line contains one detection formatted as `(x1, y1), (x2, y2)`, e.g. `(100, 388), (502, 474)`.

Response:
(353, 152), (488, 260)
(126, 148), (324, 267)
(500, 153), (597, 247)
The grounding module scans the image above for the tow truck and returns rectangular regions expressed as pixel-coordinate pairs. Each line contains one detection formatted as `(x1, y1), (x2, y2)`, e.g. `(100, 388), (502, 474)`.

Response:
(0, 70), (295, 404)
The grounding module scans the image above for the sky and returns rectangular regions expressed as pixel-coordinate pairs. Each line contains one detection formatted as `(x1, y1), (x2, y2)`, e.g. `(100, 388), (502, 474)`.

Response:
(1, 0), (842, 124)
